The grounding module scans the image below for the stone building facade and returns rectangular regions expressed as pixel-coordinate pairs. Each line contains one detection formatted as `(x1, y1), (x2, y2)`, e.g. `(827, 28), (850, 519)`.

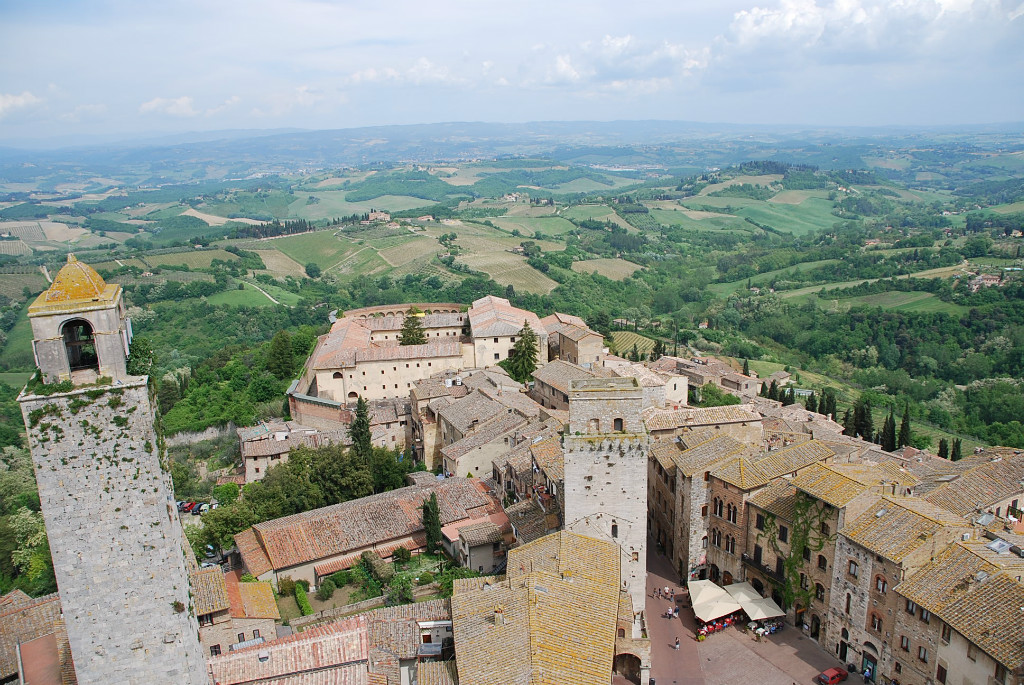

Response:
(563, 377), (649, 636)
(19, 257), (206, 683)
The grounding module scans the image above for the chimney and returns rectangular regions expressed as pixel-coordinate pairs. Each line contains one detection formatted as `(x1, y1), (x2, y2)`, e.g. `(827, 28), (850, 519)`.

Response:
(494, 606), (504, 626)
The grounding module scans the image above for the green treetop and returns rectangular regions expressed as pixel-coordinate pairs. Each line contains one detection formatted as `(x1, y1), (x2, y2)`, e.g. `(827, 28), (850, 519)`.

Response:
(423, 492), (442, 554)
(349, 396), (372, 465)
(399, 307), (427, 346)
(266, 330), (295, 380)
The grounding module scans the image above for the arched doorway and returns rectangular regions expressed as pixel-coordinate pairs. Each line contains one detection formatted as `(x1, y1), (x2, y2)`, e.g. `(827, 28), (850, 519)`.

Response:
(810, 614), (821, 641)
(62, 319), (97, 372)
(613, 653), (641, 684)
(751, 578), (764, 595)
(838, 628), (849, 662)
(862, 642), (879, 682)
(722, 571), (733, 585)
(709, 564), (720, 582)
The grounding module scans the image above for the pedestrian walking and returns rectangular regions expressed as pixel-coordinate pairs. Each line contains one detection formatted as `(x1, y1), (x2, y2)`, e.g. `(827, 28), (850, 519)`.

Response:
(670, 588), (675, 600)
(656, 587), (662, 599)
(674, 637), (680, 650)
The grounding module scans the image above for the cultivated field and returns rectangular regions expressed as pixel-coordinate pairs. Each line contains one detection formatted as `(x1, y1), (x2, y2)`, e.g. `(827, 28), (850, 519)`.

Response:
(328, 247), (389, 279)
(570, 258), (641, 280)
(811, 291), (969, 316)
(560, 204), (633, 230)
(146, 250), (240, 269)
(0, 240), (32, 256)
(271, 231), (360, 269)
(183, 207), (265, 226)
(458, 251), (558, 294)
(697, 174), (784, 196)
(253, 249), (307, 278)
(492, 215), (577, 236)
(378, 236), (441, 267)
(610, 330), (655, 355)
(0, 270), (47, 299)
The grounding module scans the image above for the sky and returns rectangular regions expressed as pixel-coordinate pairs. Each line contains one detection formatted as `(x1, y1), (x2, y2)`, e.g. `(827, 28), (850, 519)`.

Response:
(0, 0), (1022, 145)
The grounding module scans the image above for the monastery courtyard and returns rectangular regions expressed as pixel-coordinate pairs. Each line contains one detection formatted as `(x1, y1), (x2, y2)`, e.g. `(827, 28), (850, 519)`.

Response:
(644, 542), (844, 685)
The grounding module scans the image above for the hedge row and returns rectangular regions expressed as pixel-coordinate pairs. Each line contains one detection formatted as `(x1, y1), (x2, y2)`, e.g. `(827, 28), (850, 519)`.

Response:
(295, 584), (313, 615)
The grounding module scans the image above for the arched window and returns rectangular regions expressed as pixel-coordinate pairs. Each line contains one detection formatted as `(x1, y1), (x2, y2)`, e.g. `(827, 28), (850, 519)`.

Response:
(701, 535), (708, 549)
(818, 555), (828, 570)
(714, 498), (723, 517)
(815, 583), (825, 601)
(845, 593), (852, 614)
(728, 504), (738, 524)
(333, 372), (343, 379)
(589, 418), (600, 433)
(875, 575), (888, 594)
(613, 417), (624, 432)
(62, 319), (97, 371)
(726, 535), (736, 554)
(617, 628), (626, 638)
(870, 613), (883, 632)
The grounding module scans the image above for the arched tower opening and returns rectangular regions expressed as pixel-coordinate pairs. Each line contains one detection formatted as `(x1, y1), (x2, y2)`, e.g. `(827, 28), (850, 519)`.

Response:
(62, 319), (98, 372)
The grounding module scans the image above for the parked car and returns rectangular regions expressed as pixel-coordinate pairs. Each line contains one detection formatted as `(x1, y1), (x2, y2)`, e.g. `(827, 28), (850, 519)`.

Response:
(182, 502), (197, 513)
(193, 503), (210, 516)
(176, 501), (187, 511)
(818, 668), (849, 685)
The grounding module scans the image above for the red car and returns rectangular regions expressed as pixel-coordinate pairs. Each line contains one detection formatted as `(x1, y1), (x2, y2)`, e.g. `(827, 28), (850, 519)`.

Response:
(182, 502), (198, 513)
(818, 668), (849, 685)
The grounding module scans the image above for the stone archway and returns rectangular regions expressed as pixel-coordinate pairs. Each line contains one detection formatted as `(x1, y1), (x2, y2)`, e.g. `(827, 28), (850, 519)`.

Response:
(810, 614), (821, 641)
(61, 319), (97, 372)
(613, 653), (641, 684)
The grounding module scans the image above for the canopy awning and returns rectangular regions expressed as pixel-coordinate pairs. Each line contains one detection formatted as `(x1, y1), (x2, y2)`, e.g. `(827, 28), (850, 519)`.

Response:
(724, 581), (786, 620)
(687, 579), (743, 622)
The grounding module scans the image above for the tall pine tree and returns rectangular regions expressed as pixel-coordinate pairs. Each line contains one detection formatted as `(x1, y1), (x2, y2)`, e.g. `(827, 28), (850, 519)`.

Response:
(898, 404), (911, 448)
(767, 379), (779, 401)
(842, 408), (854, 436)
(938, 438), (949, 459)
(504, 322), (539, 383)
(266, 330), (295, 380)
(742, 359), (750, 376)
(806, 392), (817, 413)
(422, 493), (442, 554)
(399, 307), (427, 346)
(652, 339), (665, 361)
(951, 438), (963, 462)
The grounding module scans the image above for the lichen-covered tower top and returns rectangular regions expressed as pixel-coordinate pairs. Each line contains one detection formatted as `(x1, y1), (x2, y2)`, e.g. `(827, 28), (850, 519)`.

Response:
(28, 254), (121, 317)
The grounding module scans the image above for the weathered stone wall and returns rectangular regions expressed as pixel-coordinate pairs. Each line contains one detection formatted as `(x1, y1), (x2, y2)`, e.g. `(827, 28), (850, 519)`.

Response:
(20, 380), (206, 684)
(30, 300), (130, 384)
(827, 535), (874, 674)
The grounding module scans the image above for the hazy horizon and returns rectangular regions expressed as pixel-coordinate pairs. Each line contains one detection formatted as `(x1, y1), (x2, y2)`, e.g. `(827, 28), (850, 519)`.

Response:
(1, 0), (1022, 146)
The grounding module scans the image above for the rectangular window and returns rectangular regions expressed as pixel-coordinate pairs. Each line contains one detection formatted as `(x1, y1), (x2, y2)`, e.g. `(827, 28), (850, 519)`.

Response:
(778, 526), (788, 542)
(849, 560), (858, 578)
(199, 613), (213, 627)
(906, 599), (917, 615)
(936, 665), (947, 685)
(920, 609), (930, 624)
(995, 665), (1007, 684)
(494, 337), (499, 343)
(210, 645), (221, 656)
(701, 505), (708, 517)
(918, 646), (928, 663)
(967, 643), (977, 661)
(802, 547), (810, 562)
(940, 623), (951, 643)
(755, 514), (765, 531)
(494, 353), (500, 360)
(238, 633), (245, 643)
(253, 629), (260, 638)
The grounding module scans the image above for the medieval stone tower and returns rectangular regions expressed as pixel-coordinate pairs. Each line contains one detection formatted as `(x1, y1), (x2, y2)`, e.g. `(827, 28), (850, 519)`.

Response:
(563, 377), (649, 635)
(19, 256), (206, 683)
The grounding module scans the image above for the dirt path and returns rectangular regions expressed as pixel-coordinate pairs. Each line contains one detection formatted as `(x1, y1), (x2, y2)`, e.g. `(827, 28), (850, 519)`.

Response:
(40, 265), (52, 283)
(248, 282), (281, 305)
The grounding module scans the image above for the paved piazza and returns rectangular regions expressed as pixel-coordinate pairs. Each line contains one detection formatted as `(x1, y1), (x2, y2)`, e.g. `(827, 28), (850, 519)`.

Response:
(645, 541), (847, 685)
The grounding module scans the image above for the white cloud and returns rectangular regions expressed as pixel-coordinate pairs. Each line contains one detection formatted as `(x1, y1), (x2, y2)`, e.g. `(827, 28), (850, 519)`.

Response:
(139, 96), (198, 117)
(205, 95), (241, 116)
(0, 91), (42, 119)
(251, 85), (328, 118)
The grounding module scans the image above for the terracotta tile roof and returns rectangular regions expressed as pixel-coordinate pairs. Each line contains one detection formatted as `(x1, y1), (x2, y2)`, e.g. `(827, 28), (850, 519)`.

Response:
(940, 572), (1024, 669)
(364, 312), (466, 331)
(355, 341), (462, 363)
(440, 413), (526, 460)
(925, 454), (1024, 517)
(311, 317), (462, 370)
(531, 436), (564, 482)
(712, 440), (834, 490)
(477, 384), (542, 418)
(748, 479), (801, 522)
(790, 463), (875, 508)
(460, 521), (504, 547)
(650, 440), (682, 470)
(531, 360), (596, 394)
(192, 568), (231, 616)
(468, 295), (544, 338)
(613, 363), (668, 387)
(223, 571), (281, 620)
(207, 616), (370, 685)
(235, 528), (274, 578)
(240, 478), (493, 572)
(540, 312), (588, 334)
(505, 499), (550, 544)
(313, 535), (426, 578)
(437, 390), (505, 435)
(642, 405), (761, 432)
(0, 591), (62, 680)
(251, 668), (369, 685)
(559, 324), (602, 342)
(366, 599), (451, 661)
(672, 435), (746, 476)
(417, 661), (457, 685)
(451, 531), (623, 685)
(895, 542), (999, 613)
(841, 496), (967, 562)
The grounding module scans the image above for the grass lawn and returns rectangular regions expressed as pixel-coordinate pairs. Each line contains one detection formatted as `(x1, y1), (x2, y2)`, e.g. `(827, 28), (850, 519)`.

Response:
(247, 280), (303, 306)
(0, 371), (31, 388)
(205, 283), (278, 307)
(289, 191), (433, 221)
(146, 249), (240, 269)
(649, 206), (751, 232)
(0, 310), (35, 370)
(492, 215), (577, 236)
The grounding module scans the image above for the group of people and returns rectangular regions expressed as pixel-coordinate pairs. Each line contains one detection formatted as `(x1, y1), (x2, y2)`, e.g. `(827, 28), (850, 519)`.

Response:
(696, 614), (738, 640)
(751, 619), (784, 641)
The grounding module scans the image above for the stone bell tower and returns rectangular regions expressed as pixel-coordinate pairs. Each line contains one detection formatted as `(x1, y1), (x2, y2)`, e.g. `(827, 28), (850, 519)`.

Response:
(19, 255), (206, 684)
(563, 377), (650, 635)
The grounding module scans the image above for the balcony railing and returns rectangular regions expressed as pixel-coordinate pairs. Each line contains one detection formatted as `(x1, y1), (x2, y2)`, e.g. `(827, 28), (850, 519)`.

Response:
(741, 553), (785, 583)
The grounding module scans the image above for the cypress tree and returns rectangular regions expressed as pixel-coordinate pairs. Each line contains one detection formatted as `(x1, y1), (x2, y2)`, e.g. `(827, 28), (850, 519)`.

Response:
(842, 408), (854, 436)
(742, 359), (750, 376)
(881, 410), (897, 452)
(422, 493), (442, 554)
(759, 382), (768, 398)
(349, 396), (372, 465)
(767, 379), (779, 401)
(652, 339), (665, 361)
(951, 438), (963, 462)
(898, 404), (911, 448)
(854, 399), (873, 440)
(938, 438), (949, 459)
(630, 343), (640, 362)
(806, 393), (817, 413)
(399, 307), (427, 346)
(266, 330), (295, 380)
